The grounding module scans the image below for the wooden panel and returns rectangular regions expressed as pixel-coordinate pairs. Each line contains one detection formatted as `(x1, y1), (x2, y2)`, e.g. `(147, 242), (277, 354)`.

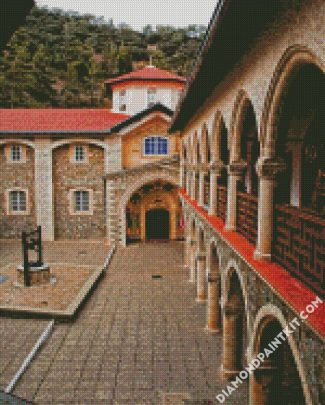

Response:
(237, 192), (258, 245)
(273, 204), (325, 297)
(217, 185), (227, 222)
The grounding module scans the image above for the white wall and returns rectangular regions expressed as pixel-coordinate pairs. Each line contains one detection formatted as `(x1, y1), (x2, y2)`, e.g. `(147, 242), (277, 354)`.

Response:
(111, 85), (181, 114)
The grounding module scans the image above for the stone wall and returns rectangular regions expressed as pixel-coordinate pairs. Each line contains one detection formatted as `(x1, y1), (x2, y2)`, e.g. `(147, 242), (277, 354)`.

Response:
(53, 144), (106, 239)
(122, 116), (179, 169)
(0, 144), (36, 238)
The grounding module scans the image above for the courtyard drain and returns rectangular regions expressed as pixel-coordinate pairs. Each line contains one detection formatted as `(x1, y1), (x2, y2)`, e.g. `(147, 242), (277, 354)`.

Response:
(152, 274), (162, 279)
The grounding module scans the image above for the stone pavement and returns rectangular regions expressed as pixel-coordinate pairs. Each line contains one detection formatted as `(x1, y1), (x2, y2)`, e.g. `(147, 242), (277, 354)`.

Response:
(0, 318), (49, 391)
(13, 242), (248, 404)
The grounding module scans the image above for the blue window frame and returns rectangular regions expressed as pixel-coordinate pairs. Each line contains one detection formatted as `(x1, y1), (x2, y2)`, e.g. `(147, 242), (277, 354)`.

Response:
(144, 136), (168, 156)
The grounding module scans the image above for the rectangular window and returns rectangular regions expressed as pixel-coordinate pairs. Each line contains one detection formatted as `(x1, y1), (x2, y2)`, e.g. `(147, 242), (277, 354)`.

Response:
(10, 145), (22, 162)
(9, 190), (27, 213)
(74, 145), (86, 162)
(74, 190), (90, 212)
(144, 136), (168, 156)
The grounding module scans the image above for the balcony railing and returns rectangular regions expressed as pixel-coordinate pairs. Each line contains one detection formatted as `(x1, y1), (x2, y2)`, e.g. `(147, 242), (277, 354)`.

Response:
(273, 204), (325, 297)
(217, 185), (227, 222)
(204, 174), (210, 207)
(237, 192), (258, 245)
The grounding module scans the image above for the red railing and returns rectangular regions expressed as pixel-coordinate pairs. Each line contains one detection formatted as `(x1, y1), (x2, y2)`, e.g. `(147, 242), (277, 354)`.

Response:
(237, 192), (258, 245)
(273, 205), (325, 297)
(217, 186), (227, 222)
(204, 174), (210, 207)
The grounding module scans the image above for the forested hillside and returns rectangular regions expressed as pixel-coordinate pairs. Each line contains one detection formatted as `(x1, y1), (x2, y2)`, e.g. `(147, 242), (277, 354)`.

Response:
(0, 6), (206, 108)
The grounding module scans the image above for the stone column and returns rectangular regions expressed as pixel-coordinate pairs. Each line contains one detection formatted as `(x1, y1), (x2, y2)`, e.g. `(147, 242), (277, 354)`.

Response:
(198, 169), (205, 207)
(222, 305), (241, 378)
(206, 273), (221, 332)
(191, 170), (196, 200)
(34, 139), (54, 241)
(180, 162), (185, 188)
(225, 161), (246, 231)
(254, 158), (286, 260)
(189, 240), (196, 283)
(186, 168), (191, 195)
(184, 234), (191, 269)
(209, 161), (224, 216)
(196, 253), (207, 302)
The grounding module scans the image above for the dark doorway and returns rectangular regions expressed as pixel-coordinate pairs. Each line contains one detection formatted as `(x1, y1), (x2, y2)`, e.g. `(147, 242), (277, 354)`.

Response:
(146, 209), (170, 240)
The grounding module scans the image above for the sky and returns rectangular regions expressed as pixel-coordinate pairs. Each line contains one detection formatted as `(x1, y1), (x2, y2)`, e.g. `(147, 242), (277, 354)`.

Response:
(35, 0), (218, 31)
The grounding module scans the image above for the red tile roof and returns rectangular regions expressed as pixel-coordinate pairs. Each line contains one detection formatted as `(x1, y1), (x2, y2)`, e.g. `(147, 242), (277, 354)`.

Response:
(0, 109), (129, 132)
(105, 66), (186, 86)
(180, 189), (325, 339)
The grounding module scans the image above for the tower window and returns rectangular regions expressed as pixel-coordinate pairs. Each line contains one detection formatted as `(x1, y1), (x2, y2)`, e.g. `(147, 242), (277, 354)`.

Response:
(144, 136), (168, 156)
(147, 88), (157, 108)
(119, 89), (127, 111)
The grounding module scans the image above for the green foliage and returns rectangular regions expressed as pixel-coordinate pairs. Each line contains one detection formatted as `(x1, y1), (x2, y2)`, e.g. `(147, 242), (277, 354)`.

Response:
(0, 6), (205, 108)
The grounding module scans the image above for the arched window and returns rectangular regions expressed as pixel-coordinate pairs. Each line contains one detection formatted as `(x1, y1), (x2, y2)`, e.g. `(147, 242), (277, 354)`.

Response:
(144, 136), (169, 156)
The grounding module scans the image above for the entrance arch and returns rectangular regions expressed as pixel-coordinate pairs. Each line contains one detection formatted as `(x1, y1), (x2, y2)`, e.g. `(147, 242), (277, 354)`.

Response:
(125, 180), (182, 245)
(146, 208), (170, 240)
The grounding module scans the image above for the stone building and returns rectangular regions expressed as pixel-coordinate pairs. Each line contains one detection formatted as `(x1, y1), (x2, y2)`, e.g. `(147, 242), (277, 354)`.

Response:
(0, 66), (186, 244)
(170, 0), (325, 404)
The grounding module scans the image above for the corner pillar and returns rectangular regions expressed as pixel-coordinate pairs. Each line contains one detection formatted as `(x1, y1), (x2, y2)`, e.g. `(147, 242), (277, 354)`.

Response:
(34, 139), (54, 241)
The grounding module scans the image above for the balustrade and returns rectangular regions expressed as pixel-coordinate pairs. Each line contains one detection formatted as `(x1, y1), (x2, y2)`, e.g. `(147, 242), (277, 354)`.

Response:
(273, 204), (325, 297)
(217, 185), (227, 222)
(237, 192), (258, 245)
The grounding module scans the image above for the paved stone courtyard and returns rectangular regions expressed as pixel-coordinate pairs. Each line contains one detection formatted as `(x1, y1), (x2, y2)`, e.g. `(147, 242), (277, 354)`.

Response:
(4, 242), (247, 404)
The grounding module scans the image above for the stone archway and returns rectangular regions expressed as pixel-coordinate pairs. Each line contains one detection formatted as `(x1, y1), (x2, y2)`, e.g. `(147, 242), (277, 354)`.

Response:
(125, 180), (181, 244)
(249, 307), (313, 405)
(106, 165), (179, 246)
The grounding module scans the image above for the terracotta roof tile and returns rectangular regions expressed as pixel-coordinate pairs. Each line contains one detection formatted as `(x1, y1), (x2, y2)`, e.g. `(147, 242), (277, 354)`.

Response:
(105, 66), (186, 86)
(0, 109), (129, 132)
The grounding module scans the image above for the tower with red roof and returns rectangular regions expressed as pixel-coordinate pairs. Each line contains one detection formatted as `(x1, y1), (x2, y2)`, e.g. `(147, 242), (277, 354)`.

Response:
(105, 65), (186, 115)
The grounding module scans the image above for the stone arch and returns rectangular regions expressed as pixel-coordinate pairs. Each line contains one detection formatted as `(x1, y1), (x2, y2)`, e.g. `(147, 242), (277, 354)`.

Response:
(222, 263), (249, 378)
(119, 171), (179, 245)
(50, 138), (108, 152)
(230, 89), (254, 162)
(200, 123), (210, 165)
(260, 45), (325, 156)
(0, 139), (35, 149)
(249, 304), (313, 405)
(211, 111), (224, 162)
(230, 89), (258, 169)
